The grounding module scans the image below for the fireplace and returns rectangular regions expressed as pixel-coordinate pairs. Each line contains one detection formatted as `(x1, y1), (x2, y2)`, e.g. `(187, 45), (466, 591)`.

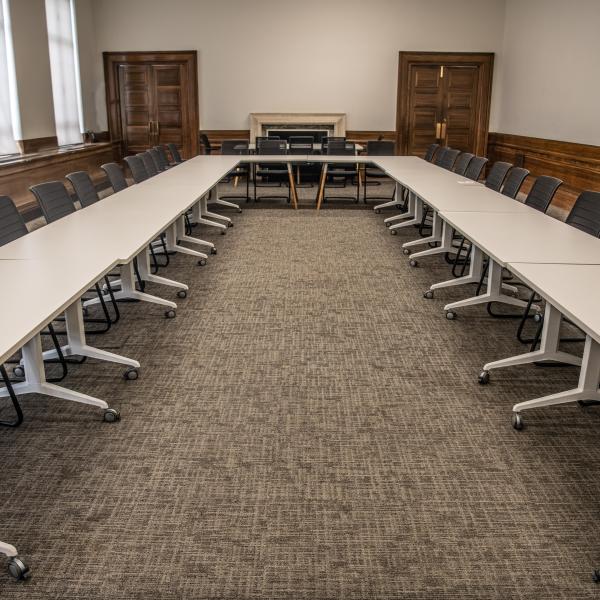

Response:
(249, 113), (346, 143)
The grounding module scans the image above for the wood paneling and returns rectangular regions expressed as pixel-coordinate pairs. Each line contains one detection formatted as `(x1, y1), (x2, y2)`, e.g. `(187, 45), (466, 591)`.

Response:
(0, 142), (120, 218)
(487, 133), (600, 220)
(15, 136), (59, 154)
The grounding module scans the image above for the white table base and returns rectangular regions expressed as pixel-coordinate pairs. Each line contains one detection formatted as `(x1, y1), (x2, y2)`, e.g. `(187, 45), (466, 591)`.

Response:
(384, 192), (415, 225)
(389, 195), (424, 231)
(374, 183), (402, 212)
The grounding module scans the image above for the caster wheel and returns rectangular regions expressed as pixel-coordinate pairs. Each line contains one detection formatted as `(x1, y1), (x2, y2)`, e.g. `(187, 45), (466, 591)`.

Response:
(409, 259), (418, 268)
(220, 230), (226, 236)
(402, 248), (410, 256)
(592, 570), (600, 583)
(375, 209), (381, 214)
(478, 370), (490, 385)
(533, 312), (543, 323)
(198, 258), (207, 266)
(395, 204), (402, 209)
(7, 557), (30, 580)
(445, 311), (456, 320)
(512, 413), (524, 431)
(123, 368), (139, 381)
(423, 290), (434, 300)
(13, 366), (24, 378)
(237, 208), (242, 213)
(385, 222), (391, 227)
(165, 309), (176, 319)
(228, 222), (234, 228)
(210, 247), (217, 255)
(103, 408), (121, 423)
(390, 229), (397, 236)
(82, 307), (89, 317)
(177, 289), (187, 299)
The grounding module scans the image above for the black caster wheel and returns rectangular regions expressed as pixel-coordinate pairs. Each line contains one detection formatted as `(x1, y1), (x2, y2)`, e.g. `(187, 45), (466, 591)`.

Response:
(402, 248), (410, 256)
(103, 408), (120, 423)
(228, 222), (234, 228)
(423, 290), (434, 300)
(533, 312), (543, 323)
(13, 365), (24, 378)
(198, 258), (207, 266)
(409, 259), (418, 268)
(7, 557), (30, 580)
(385, 222), (391, 227)
(82, 307), (89, 317)
(123, 368), (139, 381)
(478, 370), (490, 385)
(390, 229), (397, 236)
(512, 413), (524, 431)
(210, 247), (217, 255)
(375, 209), (381, 214)
(165, 309), (176, 319)
(220, 230), (226, 235)
(445, 310), (456, 320)
(237, 208), (242, 213)
(177, 289), (187, 299)
(395, 204), (402, 209)
(592, 570), (600, 583)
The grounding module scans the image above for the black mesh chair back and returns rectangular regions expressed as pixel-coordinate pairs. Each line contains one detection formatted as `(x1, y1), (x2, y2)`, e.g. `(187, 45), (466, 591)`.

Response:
(155, 145), (171, 168)
(101, 162), (129, 193)
(257, 139), (287, 155)
(255, 136), (280, 148)
(149, 148), (166, 171)
(124, 155), (150, 183)
(452, 152), (475, 176)
(464, 156), (488, 181)
(167, 143), (183, 163)
(566, 191), (600, 237)
(138, 152), (158, 177)
(289, 136), (314, 155)
(321, 136), (345, 153)
(221, 140), (249, 155)
(366, 140), (395, 156)
(433, 147), (448, 166)
(66, 171), (99, 208)
(30, 181), (76, 223)
(327, 141), (355, 156)
(485, 161), (512, 191)
(501, 167), (530, 199)
(523, 175), (562, 212)
(424, 143), (440, 162)
(438, 148), (460, 171)
(0, 196), (28, 246)
(200, 133), (212, 154)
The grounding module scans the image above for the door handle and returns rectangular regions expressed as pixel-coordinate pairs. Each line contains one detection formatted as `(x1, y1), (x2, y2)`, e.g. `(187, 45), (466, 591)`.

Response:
(435, 122), (441, 140)
(155, 121), (160, 139)
(149, 121), (154, 137)
(440, 121), (447, 141)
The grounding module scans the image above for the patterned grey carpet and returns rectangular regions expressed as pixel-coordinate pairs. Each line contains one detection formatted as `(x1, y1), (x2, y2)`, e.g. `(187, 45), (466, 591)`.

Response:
(1, 181), (600, 599)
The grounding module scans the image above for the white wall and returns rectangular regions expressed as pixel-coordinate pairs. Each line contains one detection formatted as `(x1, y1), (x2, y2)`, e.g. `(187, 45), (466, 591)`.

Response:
(497, 0), (600, 145)
(83, 0), (506, 132)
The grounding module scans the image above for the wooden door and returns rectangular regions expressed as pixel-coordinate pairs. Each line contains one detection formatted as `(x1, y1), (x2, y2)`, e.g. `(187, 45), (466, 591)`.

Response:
(397, 52), (494, 157)
(104, 51), (199, 159)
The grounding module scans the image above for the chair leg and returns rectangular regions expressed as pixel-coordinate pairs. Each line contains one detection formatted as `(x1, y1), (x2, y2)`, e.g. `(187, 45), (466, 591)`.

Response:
(0, 364), (23, 427)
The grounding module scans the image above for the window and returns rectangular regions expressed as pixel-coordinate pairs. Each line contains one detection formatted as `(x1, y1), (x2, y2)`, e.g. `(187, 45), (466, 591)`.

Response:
(0, 0), (20, 156)
(45, 0), (84, 146)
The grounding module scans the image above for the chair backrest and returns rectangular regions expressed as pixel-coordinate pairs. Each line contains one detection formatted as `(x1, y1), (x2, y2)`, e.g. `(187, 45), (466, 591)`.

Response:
(464, 156), (488, 181)
(565, 191), (600, 237)
(0, 196), (28, 246)
(452, 152), (475, 176)
(288, 136), (314, 155)
(438, 148), (460, 171)
(221, 140), (249, 155)
(167, 143), (183, 163)
(366, 140), (395, 156)
(138, 151), (158, 177)
(200, 133), (212, 154)
(501, 167), (530, 199)
(524, 175), (562, 212)
(66, 171), (99, 208)
(322, 136), (345, 153)
(257, 139), (287, 155)
(155, 145), (171, 168)
(485, 161), (512, 191)
(124, 155), (150, 183)
(433, 147), (448, 166)
(149, 147), (166, 171)
(101, 162), (129, 193)
(30, 181), (76, 223)
(424, 143), (440, 162)
(327, 141), (356, 156)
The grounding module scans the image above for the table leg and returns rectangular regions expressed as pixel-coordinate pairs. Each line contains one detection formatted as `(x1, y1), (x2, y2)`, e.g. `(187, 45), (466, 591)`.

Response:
(166, 220), (208, 260)
(200, 195), (232, 225)
(389, 195), (424, 231)
(316, 164), (328, 210)
(374, 183), (402, 213)
(402, 210), (444, 250)
(384, 191), (415, 224)
(190, 200), (226, 232)
(287, 163), (298, 209)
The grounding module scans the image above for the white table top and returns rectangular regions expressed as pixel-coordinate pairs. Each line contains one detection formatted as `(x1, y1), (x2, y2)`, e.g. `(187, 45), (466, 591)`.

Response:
(439, 211), (600, 266)
(246, 143), (364, 152)
(506, 262), (600, 343)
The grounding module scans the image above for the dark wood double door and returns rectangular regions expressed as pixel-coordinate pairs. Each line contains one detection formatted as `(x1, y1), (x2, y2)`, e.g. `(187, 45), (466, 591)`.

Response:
(104, 51), (199, 158)
(397, 52), (494, 157)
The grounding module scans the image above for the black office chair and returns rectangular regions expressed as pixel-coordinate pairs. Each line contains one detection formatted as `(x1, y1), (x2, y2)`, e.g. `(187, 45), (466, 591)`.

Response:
(101, 162), (129, 193)
(438, 148), (460, 171)
(200, 133), (213, 155)
(167, 143), (184, 164)
(124, 155), (150, 183)
(433, 147), (449, 166)
(321, 136), (345, 155)
(501, 167), (530, 199)
(220, 139), (250, 202)
(452, 152), (475, 176)
(254, 139), (290, 202)
(321, 141), (359, 204)
(0, 195), (29, 245)
(154, 146), (172, 170)
(363, 140), (396, 204)
(464, 156), (488, 181)
(523, 175), (562, 212)
(149, 148), (166, 172)
(424, 143), (440, 162)
(66, 171), (100, 208)
(138, 151), (159, 177)
(484, 161), (512, 191)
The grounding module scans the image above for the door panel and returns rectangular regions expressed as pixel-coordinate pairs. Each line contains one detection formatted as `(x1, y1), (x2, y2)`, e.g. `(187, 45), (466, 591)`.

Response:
(118, 65), (154, 155)
(442, 66), (479, 151)
(407, 65), (443, 157)
(152, 64), (185, 147)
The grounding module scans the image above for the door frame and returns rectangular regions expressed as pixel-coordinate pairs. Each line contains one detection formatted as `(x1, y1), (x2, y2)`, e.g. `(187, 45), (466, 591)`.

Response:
(103, 50), (199, 158)
(396, 51), (494, 157)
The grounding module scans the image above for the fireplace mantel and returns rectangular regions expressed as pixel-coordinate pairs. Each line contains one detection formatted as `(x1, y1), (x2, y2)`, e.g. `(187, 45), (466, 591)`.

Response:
(249, 113), (346, 142)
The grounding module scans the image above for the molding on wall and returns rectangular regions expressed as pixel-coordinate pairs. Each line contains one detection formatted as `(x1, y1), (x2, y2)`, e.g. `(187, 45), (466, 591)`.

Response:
(15, 136), (59, 154)
(249, 112), (346, 142)
(487, 132), (600, 219)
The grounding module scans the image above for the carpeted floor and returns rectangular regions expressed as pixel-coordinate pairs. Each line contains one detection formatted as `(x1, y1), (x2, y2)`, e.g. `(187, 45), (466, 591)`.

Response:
(1, 181), (600, 599)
